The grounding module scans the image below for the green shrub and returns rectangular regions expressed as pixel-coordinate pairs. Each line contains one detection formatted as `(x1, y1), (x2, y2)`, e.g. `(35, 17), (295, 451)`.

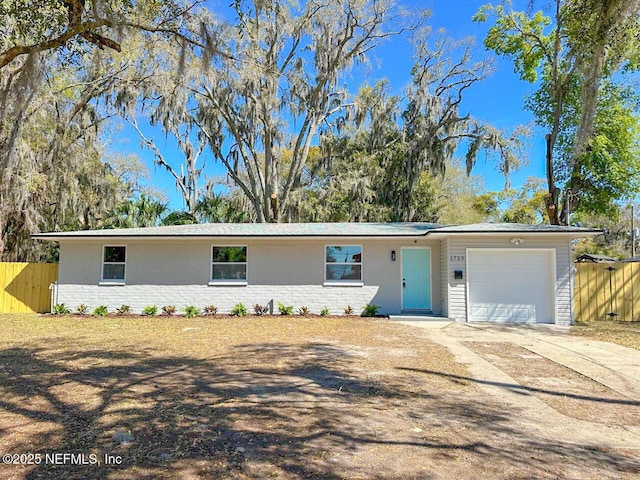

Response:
(277, 302), (293, 315)
(93, 305), (108, 317)
(320, 307), (330, 317)
(116, 305), (131, 315)
(52, 303), (70, 315)
(298, 306), (309, 316)
(203, 305), (218, 316)
(184, 305), (200, 318)
(162, 305), (177, 316)
(253, 304), (269, 315)
(343, 305), (354, 315)
(361, 304), (380, 317)
(76, 304), (89, 315)
(142, 305), (158, 316)
(230, 303), (247, 317)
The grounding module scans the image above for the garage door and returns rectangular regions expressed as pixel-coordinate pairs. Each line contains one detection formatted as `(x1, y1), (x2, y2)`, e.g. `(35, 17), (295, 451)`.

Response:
(467, 250), (555, 324)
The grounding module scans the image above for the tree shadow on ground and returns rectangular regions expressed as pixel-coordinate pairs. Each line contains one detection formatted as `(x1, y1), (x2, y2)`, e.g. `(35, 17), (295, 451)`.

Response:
(0, 341), (637, 479)
(398, 367), (640, 406)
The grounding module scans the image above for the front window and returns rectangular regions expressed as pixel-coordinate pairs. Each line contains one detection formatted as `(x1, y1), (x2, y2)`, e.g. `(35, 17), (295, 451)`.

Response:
(325, 245), (362, 282)
(102, 246), (126, 282)
(211, 246), (247, 283)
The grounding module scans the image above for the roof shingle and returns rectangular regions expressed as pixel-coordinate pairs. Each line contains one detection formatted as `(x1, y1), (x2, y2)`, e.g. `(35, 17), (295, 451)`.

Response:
(32, 221), (600, 239)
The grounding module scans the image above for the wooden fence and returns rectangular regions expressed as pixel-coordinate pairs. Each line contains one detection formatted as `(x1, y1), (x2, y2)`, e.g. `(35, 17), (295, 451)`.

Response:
(574, 262), (640, 322)
(0, 262), (58, 314)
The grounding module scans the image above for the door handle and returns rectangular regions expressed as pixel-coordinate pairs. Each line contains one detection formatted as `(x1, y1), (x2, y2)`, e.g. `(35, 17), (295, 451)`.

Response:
(402, 278), (406, 288)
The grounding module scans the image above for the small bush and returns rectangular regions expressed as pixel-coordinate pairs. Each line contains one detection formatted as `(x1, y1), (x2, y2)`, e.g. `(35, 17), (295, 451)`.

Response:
(320, 307), (330, 317)
(161, 305), (177, 316)
(184, 305), (200, 318)
(93, 305), (108, 317)
(361, 304), (380, 317)
(116, 305), (131, 315)
(277, 302), (293, 315)
(76, 304), (89, 315)
(203, 305), (218, 316)
(253, 304), (269, 315)
(142, 305), (158, 316)
(230, 303), (247, 317)
(298, 306), (309, 316)
(52, 303), (70, 315)
(343, 305), (354, 316)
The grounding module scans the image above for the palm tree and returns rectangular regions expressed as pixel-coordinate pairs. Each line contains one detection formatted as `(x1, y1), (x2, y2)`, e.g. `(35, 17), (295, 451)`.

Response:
(103, 195), (168, 228)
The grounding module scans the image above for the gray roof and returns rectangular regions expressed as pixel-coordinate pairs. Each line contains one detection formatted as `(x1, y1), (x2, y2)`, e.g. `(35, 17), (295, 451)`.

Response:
(575, 253), (617, 263)
(619, 256), (640, 263)
(434, 223), (599, 233)
(32, 221), (601, 239)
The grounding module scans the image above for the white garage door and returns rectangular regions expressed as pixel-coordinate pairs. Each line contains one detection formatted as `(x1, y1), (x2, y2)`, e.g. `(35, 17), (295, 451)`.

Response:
(467, 249), (555, 324)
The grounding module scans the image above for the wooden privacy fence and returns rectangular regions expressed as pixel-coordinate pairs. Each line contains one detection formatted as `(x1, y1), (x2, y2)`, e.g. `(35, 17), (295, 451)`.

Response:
(574, 262), (640, 322)
(0, 262), (58, 314)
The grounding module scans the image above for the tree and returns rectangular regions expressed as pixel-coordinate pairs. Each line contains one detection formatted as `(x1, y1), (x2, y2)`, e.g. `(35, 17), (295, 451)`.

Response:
(103, 195), (168, 229)
(0, 0), (196, 69)
(572, 206), (639, 258)
(128, 117), (207, 215)
(189, 0), (417, 222)
(475, 0), (640, 224)
(0, 37), (159, 260)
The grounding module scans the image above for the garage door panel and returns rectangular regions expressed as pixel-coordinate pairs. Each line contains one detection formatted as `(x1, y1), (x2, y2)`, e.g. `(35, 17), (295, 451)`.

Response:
(467, 250), (554, 324)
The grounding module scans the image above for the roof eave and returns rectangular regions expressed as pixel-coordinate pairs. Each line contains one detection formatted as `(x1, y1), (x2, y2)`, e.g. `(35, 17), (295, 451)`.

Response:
(31, 232), (435, 241)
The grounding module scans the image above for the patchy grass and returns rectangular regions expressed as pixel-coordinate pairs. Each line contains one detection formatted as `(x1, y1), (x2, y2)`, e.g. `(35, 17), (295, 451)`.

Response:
(572, 320), (640, 350)
(0, 315), (638, 479)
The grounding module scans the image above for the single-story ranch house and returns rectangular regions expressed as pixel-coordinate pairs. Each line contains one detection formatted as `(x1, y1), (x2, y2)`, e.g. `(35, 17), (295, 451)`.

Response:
(33, 222), (600, 324)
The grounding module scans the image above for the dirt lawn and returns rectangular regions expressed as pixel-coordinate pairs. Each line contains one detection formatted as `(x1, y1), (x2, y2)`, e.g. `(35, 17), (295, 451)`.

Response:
(572, 320), (640, 350)
(0, 315), (638, 479)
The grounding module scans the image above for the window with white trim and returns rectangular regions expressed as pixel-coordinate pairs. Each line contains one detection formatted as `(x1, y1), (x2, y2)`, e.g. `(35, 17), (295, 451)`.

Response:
(101, 246), (126, 282)
(211, 246), (247, 283)
(325, 245), (362, 282)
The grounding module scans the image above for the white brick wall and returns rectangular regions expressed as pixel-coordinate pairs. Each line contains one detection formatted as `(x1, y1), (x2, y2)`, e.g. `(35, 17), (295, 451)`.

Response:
(56, 283), (381, 316)
(57, 237), (442, 316)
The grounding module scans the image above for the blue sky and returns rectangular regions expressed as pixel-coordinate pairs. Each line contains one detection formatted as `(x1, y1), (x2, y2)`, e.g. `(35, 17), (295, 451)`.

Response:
(114, 0), (546, 211)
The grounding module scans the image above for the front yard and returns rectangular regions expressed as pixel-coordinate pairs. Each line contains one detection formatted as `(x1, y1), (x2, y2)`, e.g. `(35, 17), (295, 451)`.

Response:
(572, 320), (640, 350)
(0, 315), (637, 479)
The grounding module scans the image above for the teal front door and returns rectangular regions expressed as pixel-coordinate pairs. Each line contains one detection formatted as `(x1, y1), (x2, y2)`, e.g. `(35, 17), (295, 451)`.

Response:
(402, 248), (431, 311)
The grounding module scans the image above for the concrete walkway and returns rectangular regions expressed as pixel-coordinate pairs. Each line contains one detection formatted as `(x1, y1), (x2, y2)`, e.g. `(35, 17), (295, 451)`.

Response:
(395, 320), (640, 450)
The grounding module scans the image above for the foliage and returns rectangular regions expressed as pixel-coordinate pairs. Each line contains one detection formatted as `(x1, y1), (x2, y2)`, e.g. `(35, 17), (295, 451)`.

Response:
(343, 305), (354, 316)
(477, 178), (549, 225)
(287, 66), (528, 222)
(572, 206), (638, 259)
(203, 305), (218, 316)
(476, 0), (640, 224)
(76, 304), (89, 315)
(361, 304), (380, 317)
(229, 303), (247, 317)
(182, 0), (420, 222)
(298, 306), (310, 316)
(253, 304), (269, 316)
(184, 306), (200, 318)
(0, 37), (162, 261)
(92, 305), (108, 317)
(159, 211), (198, 226)
(52, 303), (71, 315)
(277, 303), (294, 316)
(142, 305), (158, 316)
(320, 307), (330, 317)
(161, 305), (177, 316)
(116, 305), (131, 315)
(104, 194), (167, 229)
(0, 0), (193, 69)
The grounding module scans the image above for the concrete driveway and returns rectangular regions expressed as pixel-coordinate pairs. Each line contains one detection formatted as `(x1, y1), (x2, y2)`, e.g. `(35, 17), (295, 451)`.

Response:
(398, 320), (640, 451)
